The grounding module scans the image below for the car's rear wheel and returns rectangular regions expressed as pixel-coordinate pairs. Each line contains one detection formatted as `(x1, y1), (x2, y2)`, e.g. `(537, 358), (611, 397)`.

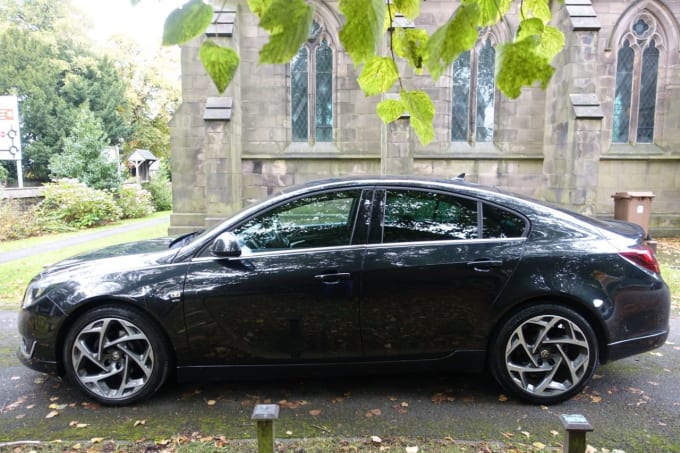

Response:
(63, 305), (170, 406)
(490, 304), (598, 405)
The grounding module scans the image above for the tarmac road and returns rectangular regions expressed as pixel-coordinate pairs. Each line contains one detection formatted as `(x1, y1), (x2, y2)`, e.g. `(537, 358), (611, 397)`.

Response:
(1, 309), (679, 451)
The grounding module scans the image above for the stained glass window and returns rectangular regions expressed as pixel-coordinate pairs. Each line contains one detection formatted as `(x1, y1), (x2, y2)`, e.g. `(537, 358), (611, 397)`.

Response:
(612, 16), (660, 145)
(291, 21), (333, 143)
(452, 38), (495, 143)
(291, 48), (309, 141)
(315, 40), (333, 142)
(638, 41), (659, 143)
(613, 42), (633, 143)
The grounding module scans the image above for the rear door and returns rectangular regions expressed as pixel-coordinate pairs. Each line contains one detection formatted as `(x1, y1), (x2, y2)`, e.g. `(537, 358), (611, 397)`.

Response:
(360, 187), (527, 359)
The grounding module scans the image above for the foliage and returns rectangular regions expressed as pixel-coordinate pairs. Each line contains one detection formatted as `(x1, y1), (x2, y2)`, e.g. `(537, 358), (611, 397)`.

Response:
(0, 163), (8, 186)
(116, 184), (156, 219)
(0, 198), (43, 241)
(143, 173), (173, 211)
(164, 0), (563, 145)
(49, 107), (121, 191)
(37, 179), (122, 229)
(0, 0), (175, 182)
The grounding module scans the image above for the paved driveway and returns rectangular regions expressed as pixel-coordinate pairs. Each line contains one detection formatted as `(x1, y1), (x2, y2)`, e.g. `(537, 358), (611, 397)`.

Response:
(1, 310), (679, 451)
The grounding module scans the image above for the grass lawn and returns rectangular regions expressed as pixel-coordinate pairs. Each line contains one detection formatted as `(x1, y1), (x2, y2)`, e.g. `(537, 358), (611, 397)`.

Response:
(0, 213), (170, 309)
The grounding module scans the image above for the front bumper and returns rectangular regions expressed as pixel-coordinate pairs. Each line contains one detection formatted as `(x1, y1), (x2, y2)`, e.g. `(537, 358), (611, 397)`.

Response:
(17, 305), (65, 376)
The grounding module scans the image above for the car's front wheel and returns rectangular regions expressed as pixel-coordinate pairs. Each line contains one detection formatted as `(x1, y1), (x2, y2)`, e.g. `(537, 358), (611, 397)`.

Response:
(63, 305), (171, 405)
(490, 304), (599, 405)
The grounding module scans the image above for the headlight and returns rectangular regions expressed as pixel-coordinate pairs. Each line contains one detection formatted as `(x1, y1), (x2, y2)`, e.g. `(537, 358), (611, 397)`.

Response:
(22, 281), (50, 309)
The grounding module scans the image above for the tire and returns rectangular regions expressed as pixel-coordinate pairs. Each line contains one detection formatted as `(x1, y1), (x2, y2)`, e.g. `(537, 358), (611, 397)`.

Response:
(489, 304), (599, 405)
(63, 305), (171, 406)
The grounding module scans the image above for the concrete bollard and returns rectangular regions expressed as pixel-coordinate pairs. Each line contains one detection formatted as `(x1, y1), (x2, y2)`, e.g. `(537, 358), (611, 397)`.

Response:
(252, 404), (280, 453)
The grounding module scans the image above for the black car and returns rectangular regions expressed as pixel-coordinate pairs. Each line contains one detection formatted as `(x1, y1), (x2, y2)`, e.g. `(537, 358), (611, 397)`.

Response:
(18, 177), (670, 405)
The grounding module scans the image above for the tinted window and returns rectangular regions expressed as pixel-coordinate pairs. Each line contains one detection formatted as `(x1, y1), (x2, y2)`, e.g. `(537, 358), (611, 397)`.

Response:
(232, 190), (361, 251)
(382, 190), (478, 243)
(482, 203), (526, 238)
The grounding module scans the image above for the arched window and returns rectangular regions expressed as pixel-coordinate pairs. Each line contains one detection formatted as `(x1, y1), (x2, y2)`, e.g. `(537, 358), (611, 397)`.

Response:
(613, 13), (661, 144)
(451, 37), (495, 143)
(291, 21), (333, 143)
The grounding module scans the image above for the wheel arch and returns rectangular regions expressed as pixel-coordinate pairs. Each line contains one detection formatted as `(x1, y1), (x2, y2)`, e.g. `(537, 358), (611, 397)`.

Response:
(488, 294), (610, 365)
(55, 297), (177, 377)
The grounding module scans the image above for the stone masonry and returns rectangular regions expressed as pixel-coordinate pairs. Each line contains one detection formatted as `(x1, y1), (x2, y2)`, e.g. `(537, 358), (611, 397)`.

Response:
(170, 0), (680, 236)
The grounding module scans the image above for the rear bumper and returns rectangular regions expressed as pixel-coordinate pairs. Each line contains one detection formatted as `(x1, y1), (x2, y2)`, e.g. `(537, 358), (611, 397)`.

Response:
(605, 330), (669, 363)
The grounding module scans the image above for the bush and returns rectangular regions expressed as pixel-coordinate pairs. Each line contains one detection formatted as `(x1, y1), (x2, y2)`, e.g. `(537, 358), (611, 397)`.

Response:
(0, 198), (44, 241)
(143, 174), (172, 211)
(116, 184), (155, 219)
(38, 179), (122, 229)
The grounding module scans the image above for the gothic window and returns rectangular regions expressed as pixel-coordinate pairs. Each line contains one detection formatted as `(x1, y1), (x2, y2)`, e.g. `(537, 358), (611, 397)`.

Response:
(452, 37), (495, 143)
(613, 14), (660, 144)
(291, 21), (333, 143)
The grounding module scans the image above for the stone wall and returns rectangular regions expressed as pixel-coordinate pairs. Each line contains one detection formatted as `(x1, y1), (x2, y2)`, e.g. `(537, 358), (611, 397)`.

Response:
(170, 0), (680, 236)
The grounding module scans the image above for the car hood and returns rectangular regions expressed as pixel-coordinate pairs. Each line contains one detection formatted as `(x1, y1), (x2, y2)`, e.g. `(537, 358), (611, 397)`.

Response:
(42, 237), (178, 275)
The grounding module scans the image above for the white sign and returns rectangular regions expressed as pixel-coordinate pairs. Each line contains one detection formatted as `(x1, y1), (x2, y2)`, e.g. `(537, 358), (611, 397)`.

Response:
(0, 95), (22, 161)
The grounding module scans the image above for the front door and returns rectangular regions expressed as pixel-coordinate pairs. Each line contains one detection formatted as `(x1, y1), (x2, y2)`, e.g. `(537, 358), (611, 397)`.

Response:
(182, 189), (371, 364)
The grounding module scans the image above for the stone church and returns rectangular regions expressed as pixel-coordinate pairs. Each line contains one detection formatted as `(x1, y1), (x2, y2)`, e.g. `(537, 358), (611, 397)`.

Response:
(169, 0), (680, 236)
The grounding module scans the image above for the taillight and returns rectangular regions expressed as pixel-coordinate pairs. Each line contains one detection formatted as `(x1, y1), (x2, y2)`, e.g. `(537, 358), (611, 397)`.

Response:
(619, 245), (661, 274)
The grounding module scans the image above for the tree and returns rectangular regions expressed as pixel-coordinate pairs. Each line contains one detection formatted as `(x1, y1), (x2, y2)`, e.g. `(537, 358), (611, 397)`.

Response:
(49, 107), (120, 191)
(163, 0), (563, 145)
(0, 0), (140, 181)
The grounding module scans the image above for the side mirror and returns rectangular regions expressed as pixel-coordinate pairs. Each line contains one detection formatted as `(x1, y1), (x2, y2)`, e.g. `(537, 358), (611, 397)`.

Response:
(210, 232), (242, 257)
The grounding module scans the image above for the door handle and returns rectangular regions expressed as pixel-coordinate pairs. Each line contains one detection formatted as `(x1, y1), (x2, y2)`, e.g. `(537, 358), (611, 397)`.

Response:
(466, 260), (503, 271)
(314, 272), (351, 284)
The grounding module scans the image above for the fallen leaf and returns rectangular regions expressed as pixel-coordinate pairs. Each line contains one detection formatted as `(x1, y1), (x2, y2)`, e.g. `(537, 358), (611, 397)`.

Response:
(15, 414), (25, 419)
(207, 399), (217, 406)
(49, 403), (67, 410)
(501, 432), (514, 440)
(90, 437), (105, 444)
(550, 430), (560, 437)
(285, 430), (293, 436)
(49, 396), (59, 402)
(76, 423), (89, 428)
(498, 394), (508, 402)
(371, 435), (382, 444)
(45, 410), (59, 419)
(309, 409), (322, 416)
(533, 441), (546, 449)
(10, 376), (20, 381)
(521, 431), (531, 439)
(134, 420), (146, 427)
(406, 447), (419, 453)
(72, 443), (82, 450)
(590, 395), (602, 403)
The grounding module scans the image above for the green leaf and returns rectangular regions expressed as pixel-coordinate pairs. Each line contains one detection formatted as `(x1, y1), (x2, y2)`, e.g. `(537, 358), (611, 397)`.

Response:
(520, 0), (552, 23)
(424, 0), (481, 79)
(393, 0), (421, 19)
(257, 0), (314, 64)
(516, 19), (564, 60)
(495, 39), (555, 99)
(478, 0), (512, 26)
(199, 41), (240, 93)
(392, 28), (429, 72)
(247, 0), (273, 18)
(358, 57), (400, 96)
(401, 90), (434, 145)
(162, 0), (214, 46)
(377, 99), (406, 123)
(339, 0), (386, 64)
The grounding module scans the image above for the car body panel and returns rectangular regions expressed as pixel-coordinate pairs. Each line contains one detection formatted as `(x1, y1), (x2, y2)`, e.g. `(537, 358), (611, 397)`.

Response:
(16, 176), (671, 404)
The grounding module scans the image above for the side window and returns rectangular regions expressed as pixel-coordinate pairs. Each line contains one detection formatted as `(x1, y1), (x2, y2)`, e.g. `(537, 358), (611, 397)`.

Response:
(482, 203), (526, 238)
(232, 190), (362, 252)
(382, 190), (478, 243)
